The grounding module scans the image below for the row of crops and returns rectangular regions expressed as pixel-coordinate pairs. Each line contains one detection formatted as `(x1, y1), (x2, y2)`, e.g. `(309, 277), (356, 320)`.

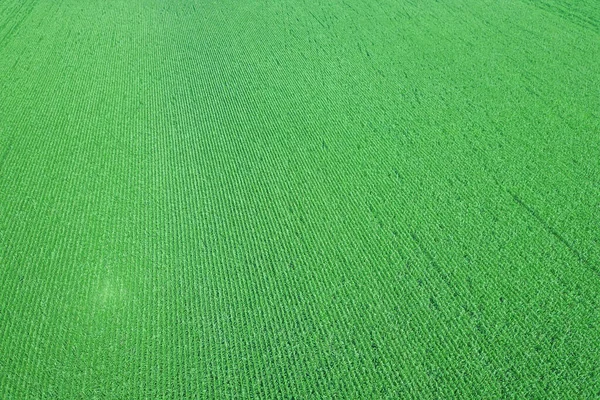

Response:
(1, 0), (598, 397)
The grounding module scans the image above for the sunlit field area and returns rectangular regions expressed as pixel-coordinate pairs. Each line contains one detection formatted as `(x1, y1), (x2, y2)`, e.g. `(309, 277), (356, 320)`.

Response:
(1, 0), (599, 397)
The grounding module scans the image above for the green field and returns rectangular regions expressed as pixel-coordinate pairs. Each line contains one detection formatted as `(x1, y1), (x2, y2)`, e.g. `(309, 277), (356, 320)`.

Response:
(1, 0), (599, 398)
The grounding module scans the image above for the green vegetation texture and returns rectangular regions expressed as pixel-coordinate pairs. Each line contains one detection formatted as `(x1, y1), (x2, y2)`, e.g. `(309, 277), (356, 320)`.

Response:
(1, 0), (599, 398)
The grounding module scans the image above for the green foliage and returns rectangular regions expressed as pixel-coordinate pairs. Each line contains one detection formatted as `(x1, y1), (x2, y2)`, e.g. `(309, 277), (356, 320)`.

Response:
(1, 0), (599, 398)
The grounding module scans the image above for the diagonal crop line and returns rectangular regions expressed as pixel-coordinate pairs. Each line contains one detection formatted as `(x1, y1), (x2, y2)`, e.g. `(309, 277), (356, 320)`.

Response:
(507, 189), (595, 273)
(0, 0), (38, 51)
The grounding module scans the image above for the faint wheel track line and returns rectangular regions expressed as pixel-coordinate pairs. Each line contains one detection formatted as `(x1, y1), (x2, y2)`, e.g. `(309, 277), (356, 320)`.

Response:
(308, 11), (327, 30)
(409, 231), (462, 301)
(0, 134), (15, 173)
(0, 0), (38, 50)
(518, 0), (599, 34)
(506, 189), (595, 274)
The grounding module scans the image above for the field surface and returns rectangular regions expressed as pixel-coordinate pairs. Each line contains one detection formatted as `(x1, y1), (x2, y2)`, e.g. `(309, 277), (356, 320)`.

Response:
(1, 0), (599, 398)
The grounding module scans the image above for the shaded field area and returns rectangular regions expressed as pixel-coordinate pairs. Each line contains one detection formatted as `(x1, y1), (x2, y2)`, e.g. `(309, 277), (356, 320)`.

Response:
(1, 0), (599, 397)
